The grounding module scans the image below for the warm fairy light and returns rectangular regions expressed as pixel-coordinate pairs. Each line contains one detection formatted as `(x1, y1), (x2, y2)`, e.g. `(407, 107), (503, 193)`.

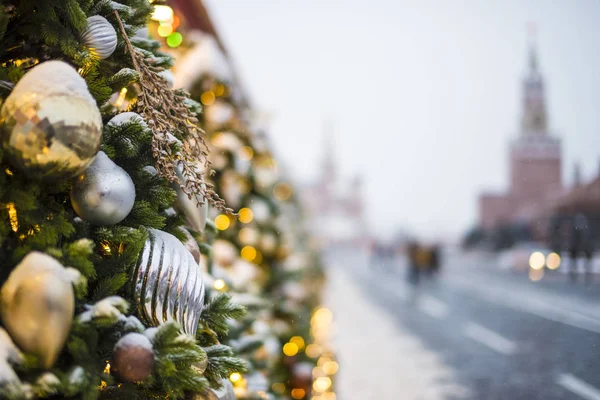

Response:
(213, 279), (226, 291)
(322, 361), (339, 375)
(157, 24), (173, 37)
(4, 168), (12, 176)
(273, 182), (293, 201)
(201, 91), (216, 106)
(305, 344), (321, 358)
(239, 145), (254, 161)
(6, 202), (18, 232)
(312, 308), (333, 326)
(241, 245), (257, 262)
(546, 252), (561, 270)
(282, 342), (299, 357)
(529, 251), (545, 270)
(289, 336), (305, 351)
(312, 366), (325, 378)
(214, 214), (231, 231)
(214, 83), (226, 96)
(290, 388), (306, 399)
(313, 377), (332, 393)
(101, 241), (112, 255)
(104, 361), (111, 374)
(322, 393), (337, 400)
(271, 383), (286, 394)
(166, 32), (183, 48)
(151, 5), (174, 22)
(114, 87), (128, 108)
(238, 208), (254, 224)
(229, 372), (242, 383)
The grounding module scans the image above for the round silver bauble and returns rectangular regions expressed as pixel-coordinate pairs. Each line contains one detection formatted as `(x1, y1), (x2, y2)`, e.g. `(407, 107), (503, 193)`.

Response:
(81, 16), (118, 60)
(70, 151), (135, 225)
(131, 229), (205, 336)
(0, 61), (102, 180)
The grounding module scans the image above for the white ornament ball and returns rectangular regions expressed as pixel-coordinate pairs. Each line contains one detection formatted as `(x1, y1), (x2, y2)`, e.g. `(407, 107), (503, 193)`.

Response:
(81, 16), (118, 60)
(0, 61), (102, 179)
(0, 252), (78, 368)
(70, 151), (135, 225)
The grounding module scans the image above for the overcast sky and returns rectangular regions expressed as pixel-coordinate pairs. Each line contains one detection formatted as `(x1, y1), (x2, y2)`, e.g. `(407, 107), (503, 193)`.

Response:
(204, 0), (600, 239)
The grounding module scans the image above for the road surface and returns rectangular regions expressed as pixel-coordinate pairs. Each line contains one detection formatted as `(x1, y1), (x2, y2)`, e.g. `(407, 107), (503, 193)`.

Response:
(325, 248), (600, 400)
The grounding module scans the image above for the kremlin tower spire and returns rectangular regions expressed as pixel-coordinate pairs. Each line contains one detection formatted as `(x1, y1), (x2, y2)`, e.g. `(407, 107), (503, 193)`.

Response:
(521, 22), (548, 135)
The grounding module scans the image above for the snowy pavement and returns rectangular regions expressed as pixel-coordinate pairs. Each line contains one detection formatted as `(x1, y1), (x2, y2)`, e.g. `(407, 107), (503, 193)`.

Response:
(325, 257), (471, 400)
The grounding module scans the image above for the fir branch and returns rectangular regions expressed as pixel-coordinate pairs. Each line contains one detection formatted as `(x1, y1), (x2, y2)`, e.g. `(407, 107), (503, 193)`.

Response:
(199, 293), (247, 338)
(203, 345), (248, 388)
(113, 10), (233, 215)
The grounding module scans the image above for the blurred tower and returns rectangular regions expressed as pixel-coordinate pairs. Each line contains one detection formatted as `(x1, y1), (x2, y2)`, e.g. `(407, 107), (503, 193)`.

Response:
(509, 28), (562, 212)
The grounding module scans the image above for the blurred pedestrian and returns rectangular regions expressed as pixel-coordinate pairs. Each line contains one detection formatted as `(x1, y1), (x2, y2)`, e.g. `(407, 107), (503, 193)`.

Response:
(407, 241), (420, 286)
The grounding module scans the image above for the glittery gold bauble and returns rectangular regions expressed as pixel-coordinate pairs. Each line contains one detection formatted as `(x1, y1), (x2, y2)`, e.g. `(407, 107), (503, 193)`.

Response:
(0, 61), (102, 180)
(0, 252), (78, 368)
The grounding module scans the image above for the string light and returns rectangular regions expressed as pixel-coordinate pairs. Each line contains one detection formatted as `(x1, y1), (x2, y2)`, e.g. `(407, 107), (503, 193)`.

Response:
(213, 279), (226, 291)
(229, 372), (242, 383)
(282, 342), (299, 356)
(214, 214), (231, 230)
(240, 245), (257, 262)
(166, 32), (183, 48)
(306, 344), (321, 358)
(151, 5), (174, 22)
(103, 361), (111, 374)
(322, 361), (339, 375)
(313, 377), (332, 393)
(201, 91), (216, 106)
(291, 388), (306, 399)
(6, 203), (18, 232)
(114, 87), (128, 109)
(289, 336), (305, 351)
(273, 182), (293, 201)
(238, 207), (253, 224)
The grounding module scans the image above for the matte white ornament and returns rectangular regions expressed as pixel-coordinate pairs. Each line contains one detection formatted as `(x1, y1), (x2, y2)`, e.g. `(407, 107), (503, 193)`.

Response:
(81, 16), (118, 60)
(0, 252), (80, 368)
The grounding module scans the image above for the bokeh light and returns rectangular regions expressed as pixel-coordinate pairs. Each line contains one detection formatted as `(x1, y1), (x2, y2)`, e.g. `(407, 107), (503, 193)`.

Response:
(283, 342), (299, 356)
(214, 214), (231, 230)
(529, 251), (545, 270)
(546, 252), (561, 270)
(238, 207), (254, 223)
(166, 32), (183, 48)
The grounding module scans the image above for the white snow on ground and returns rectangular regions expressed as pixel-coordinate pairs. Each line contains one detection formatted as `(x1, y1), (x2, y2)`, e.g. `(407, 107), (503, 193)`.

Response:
(325, 260), (471, 400)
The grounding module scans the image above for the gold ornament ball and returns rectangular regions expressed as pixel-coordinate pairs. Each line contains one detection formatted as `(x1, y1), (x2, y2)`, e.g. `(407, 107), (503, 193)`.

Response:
(0, 252), (77, 368)
(113, 333), (155, 382)
(0, 61), (102, 180)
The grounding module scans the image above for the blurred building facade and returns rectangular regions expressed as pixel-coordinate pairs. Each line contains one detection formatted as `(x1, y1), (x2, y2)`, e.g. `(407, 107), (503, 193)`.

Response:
(301, 123), (368, 248)
(479, 39), (563, 231)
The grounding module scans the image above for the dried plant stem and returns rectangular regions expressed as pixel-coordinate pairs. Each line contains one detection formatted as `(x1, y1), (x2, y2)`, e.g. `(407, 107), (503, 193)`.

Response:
(114, 11), (233, 214)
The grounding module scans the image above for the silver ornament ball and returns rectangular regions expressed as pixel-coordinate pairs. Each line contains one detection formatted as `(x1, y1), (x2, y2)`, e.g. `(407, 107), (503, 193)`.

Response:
(81, 16), (118, 60)
(0, 61), (102, 180)
(132, 229), (205, 336)
(70, 151), (135, 225)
